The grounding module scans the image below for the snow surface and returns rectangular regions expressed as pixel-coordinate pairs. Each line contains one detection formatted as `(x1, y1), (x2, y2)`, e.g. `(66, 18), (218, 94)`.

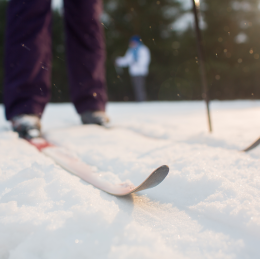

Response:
(1, 100), (260, 258)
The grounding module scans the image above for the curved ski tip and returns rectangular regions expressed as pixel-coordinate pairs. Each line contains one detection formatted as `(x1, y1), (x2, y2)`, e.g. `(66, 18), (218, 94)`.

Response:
(157, 164), (169, 179)
(109, 165), (170, 196)
(133, 164), (169, 193)
(159, 165), (169, 171)
(156, 165), (169, 175)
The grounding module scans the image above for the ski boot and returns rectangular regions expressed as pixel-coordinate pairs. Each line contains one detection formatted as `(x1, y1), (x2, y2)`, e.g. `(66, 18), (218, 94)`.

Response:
(80, 111), (109, 126)
(11, 114), (41, 139)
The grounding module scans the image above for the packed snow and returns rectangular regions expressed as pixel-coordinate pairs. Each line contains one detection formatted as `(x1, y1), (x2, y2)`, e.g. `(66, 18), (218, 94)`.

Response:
(1, 100), (260, 258)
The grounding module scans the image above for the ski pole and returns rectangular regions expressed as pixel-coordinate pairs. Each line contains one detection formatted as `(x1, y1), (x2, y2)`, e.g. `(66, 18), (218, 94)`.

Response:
(192, 0), (212, 132)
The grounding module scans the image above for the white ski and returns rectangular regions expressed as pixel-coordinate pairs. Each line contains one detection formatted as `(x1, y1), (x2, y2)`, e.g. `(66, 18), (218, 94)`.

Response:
(29, 138), (169, 196)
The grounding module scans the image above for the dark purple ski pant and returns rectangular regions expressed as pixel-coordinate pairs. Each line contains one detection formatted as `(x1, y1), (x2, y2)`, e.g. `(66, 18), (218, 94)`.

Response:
(4, 0), (107, 120)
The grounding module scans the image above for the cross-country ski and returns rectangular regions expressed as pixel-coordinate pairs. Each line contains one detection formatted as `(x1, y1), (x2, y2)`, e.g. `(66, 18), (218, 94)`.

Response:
(241, 137), (260, 152)
(28, 137), (169, 196)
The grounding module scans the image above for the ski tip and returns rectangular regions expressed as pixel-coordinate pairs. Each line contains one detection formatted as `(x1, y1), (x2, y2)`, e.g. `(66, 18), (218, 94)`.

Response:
(158, 165), (169, 170)
(133, 165), (169, 194)
(153, 165), (169, 177)
(155, 165), (169, 180)
(156, 165), (169, 174)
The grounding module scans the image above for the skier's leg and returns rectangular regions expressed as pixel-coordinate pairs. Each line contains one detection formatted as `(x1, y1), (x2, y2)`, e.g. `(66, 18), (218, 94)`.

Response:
(4, 0), (52, 121)
(131, 76), (147, 102)
(131, 76), (139, 101)
(64, 0), (108, 117)
(138, 76), (147, 101)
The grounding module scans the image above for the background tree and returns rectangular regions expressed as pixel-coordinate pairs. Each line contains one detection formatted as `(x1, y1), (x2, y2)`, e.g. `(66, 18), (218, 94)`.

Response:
(1, 0), (260, 104)
(201, 0), (260, 99)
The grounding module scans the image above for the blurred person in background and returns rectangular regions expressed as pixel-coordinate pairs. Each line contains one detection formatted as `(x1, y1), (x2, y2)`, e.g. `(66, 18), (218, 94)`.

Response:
(4, 0), (109, 140)
(115, 35), (151, 102)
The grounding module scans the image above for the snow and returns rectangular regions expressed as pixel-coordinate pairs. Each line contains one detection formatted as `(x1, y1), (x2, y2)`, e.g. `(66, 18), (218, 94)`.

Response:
(1, 100), (260, 258)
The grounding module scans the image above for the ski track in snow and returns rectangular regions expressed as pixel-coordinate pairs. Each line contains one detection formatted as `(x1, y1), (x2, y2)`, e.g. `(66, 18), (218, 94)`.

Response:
(0, 100), (260, 258)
